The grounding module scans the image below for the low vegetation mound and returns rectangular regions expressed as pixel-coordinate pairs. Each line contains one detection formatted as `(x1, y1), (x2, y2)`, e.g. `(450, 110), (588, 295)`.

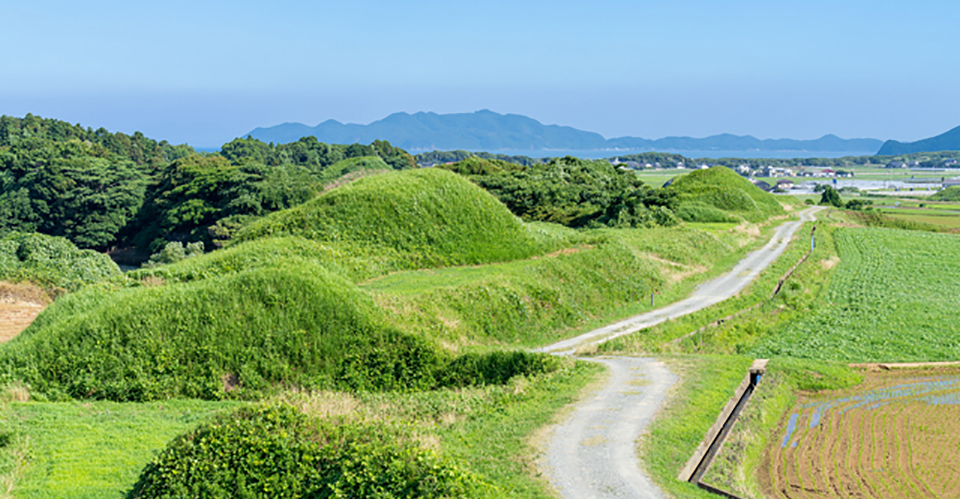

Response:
(667, 166), (784, 222)
(130, 404), (477, 499)
(0, 263), (446, 401)
(318, 155), (390, 182)
(235, 168), (547, 266)
(929, 185), (960, 202)
(0, 232), (120, 290)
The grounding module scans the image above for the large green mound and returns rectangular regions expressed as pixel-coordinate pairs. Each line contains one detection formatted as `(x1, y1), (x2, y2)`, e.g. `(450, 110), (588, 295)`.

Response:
(668, 166), (785, 222)
(234, 168), (547, 266)
(0, 263), (445, 401)
(130, 405), (477, 499)
(0, 232), (120, 290)
(929, 185), (960, 202)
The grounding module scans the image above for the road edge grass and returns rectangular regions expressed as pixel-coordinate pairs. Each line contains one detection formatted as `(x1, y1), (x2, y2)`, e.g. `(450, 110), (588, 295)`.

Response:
(639, 354), (755, 499)
(596, 210), (844, 357)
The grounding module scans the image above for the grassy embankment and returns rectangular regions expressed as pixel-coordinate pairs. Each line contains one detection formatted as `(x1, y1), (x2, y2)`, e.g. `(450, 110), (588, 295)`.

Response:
(0, 167), (788, 497)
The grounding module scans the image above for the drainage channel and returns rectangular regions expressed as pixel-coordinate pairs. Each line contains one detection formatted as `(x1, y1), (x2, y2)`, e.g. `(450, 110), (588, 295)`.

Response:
(678, 359), (768, 498)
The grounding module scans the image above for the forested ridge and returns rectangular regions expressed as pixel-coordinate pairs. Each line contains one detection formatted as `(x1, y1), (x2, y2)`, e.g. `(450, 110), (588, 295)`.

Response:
(0, 115), (415, 258)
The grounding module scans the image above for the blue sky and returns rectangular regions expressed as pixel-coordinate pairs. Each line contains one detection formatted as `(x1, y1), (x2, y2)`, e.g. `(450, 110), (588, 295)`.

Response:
(2, 0), (959, 147)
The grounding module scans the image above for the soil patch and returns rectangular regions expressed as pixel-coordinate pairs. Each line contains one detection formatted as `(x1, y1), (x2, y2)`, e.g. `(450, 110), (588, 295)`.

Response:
(0, 282), (49, 342)
(0, 302), (45, 342)
(762, 368), (960, 499)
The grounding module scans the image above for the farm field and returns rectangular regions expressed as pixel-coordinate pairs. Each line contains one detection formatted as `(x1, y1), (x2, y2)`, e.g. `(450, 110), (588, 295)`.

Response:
(753, 227), (960, 362)
(882, 210), (960, 229)
(763, 368), (960, 499)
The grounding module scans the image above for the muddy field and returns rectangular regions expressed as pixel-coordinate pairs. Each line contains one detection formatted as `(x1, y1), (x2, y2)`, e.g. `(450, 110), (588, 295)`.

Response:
(763, 369), (960, 499)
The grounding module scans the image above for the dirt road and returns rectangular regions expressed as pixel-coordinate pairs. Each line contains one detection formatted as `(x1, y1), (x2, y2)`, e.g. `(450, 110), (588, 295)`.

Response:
(537, 206), (823, 355)
(539, 206), (823, 499)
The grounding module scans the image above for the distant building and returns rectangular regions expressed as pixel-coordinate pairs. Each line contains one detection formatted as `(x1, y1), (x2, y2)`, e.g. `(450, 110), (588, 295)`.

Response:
(752, 180), (772, 192)
(776, 179), (795, 189)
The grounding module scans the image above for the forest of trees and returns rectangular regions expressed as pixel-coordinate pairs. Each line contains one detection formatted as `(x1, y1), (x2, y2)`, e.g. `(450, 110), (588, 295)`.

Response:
(0, 115), (416, 259)
(437, 156), (678, 228)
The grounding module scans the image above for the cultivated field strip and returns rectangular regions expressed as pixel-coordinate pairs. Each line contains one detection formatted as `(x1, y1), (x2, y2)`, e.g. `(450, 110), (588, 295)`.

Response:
(766, 373), (960, 499)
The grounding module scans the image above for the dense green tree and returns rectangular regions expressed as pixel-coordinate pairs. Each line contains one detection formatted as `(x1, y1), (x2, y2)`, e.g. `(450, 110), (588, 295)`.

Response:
(442, 155), (677, 228)
(819, 185), (843, 207)
(0, 139), (145, 249)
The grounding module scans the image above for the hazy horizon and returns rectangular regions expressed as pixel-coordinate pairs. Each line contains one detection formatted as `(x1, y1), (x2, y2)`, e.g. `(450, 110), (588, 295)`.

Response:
(4, 1), (959, 147)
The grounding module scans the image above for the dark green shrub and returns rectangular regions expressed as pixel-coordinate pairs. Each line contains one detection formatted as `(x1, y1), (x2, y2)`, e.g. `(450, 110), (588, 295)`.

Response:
(439, 351), (563, 388)
(129, 405), (477, 499)
(0, 232), (120, 290)
(819, 185), (843, 207)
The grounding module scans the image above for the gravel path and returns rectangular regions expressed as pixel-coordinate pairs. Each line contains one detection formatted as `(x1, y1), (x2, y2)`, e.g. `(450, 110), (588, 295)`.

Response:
(536, 206), (824, 356)
(539, 207), (823, 499)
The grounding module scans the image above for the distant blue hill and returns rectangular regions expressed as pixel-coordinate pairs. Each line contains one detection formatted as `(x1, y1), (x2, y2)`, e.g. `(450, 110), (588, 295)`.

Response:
(877, 125), (960, 155)
(246, 110), (883, 153)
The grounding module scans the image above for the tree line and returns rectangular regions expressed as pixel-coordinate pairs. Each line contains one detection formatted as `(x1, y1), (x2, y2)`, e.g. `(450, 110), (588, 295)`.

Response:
(0, 115), (415, 258)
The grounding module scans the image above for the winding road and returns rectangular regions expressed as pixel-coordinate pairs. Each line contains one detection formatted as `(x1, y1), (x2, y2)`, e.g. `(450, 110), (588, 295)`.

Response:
(540, 206), (823, 499)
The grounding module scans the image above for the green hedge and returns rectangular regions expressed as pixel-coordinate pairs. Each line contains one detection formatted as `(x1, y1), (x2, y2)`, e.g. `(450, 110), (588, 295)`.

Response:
(130, 405), (478, 499)
(0, 232), (120, 290)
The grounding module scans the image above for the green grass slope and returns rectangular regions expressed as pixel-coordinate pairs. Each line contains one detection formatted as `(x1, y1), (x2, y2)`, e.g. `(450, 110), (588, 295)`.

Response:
(234, 168), (548, 266)
(929, 185), (960, 201)
(0, 263), (446, 401)
(668, 167), (785, 223)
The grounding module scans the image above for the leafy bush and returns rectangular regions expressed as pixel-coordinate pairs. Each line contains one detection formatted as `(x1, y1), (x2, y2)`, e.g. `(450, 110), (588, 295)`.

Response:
(819, 185), (843, 207)
(438, 351), (562, 388)
(0, 232), (121, 290)
(453, 156), (677, 229)
(130, 405), (477, 499)
(142, 241), (204, 268)
(234, 169), (549, 266)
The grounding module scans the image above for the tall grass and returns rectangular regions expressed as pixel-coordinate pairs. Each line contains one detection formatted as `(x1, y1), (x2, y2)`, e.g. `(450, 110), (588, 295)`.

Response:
(0, 263), (447, 401)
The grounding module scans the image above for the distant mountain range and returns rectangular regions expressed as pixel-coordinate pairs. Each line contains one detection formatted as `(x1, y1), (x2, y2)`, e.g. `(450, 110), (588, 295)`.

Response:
(246, 110), (884, 154)
(877, 125), (960, 155)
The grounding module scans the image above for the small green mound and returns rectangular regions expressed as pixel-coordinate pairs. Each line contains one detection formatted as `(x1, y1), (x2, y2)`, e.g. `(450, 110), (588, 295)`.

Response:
(930, 185), (960, 202)
(235, 168), (547, 266)
(319, 155), (391, 182)
(0, 232), (121, 290)
(438, 156), (522, 176)
(1, 263), (446, 401)
(130, 405), (477, 499)
(668, 167), (784, 222)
